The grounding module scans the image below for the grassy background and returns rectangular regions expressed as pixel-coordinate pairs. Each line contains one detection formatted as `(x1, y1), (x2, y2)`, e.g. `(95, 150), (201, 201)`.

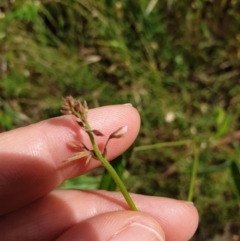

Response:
(0, 0), (240, 240)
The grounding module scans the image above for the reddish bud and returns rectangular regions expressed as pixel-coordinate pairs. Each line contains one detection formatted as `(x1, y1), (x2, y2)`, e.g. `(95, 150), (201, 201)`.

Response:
(86, 129), (104, 136)
(76, 120), (85, 127)
(109, 126), (128, 139)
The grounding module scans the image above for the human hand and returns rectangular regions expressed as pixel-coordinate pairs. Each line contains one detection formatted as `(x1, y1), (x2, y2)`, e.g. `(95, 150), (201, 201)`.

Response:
(0, 104), (198, 241)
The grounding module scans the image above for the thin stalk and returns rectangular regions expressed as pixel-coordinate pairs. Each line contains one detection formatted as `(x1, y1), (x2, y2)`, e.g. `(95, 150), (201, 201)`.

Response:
(85, 122), (138, 211)
(134, 139), (191, 152)
(187, 140), (199, 201)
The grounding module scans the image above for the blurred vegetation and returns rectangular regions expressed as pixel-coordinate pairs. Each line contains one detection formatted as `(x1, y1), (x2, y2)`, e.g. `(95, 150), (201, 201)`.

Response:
(0, 0), (240, 240)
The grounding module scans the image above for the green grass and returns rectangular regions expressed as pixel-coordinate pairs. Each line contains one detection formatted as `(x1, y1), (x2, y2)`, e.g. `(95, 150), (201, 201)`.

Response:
(1, 0), (240, 239)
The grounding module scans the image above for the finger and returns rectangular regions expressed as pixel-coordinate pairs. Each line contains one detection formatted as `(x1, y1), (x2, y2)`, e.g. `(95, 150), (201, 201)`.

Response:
(56, 211), (165, 241)
(0, 104), (140, 215)
(0, 190), (198, 241)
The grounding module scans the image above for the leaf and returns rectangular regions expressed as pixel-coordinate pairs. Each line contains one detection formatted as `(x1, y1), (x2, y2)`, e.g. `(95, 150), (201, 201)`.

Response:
(230, 160), (240, 197)
(60, 174), (101, 189)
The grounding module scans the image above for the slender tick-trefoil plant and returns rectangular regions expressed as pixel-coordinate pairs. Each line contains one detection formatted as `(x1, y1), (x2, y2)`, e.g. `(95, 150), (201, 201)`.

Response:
(61, 96), (138, 211)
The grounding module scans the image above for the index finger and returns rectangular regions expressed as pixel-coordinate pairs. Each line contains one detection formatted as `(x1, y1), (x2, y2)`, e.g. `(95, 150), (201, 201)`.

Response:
(0, 104), (140, 215)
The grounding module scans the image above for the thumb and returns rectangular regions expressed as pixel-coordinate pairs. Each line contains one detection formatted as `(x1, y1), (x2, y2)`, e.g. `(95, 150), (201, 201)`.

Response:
(56, 210), (165, 241)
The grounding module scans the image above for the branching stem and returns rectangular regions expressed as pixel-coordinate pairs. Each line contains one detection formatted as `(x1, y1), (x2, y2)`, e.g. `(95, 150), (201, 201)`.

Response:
(84, 121), (138, 211)
(62, 96), (138, 211)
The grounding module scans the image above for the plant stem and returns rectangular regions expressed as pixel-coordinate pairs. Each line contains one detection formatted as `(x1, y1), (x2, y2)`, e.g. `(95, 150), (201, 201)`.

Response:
(187, 140), (199, 201)
(85, 122), (138, 211)
(133, 139), (191, 152)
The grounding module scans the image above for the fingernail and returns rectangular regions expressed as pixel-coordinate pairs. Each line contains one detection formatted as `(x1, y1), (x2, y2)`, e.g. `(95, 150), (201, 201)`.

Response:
(109, 223), (165, 241)
(123, 103), (132, 106)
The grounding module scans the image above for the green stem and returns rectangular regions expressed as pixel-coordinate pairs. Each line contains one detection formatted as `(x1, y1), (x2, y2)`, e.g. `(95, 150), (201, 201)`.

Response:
(133, 140), (191, 152)
(187, 140), (199, 201)
(85, 122), (138, 211)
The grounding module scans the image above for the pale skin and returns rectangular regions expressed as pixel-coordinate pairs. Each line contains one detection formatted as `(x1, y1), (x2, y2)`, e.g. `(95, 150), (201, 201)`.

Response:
(0, 104), (198, 241)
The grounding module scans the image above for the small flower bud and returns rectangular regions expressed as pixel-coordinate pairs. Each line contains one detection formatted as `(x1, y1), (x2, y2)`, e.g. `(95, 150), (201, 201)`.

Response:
(67, 141), (83, 150)
(63, 151), (92, 163)
(86, 129), (104, 136)
(83, 100), (88, 110)
(69, 98), (75, 108)
(60, 110), (72, 115)
(76, 120), (85, 127)
(109, 125), (128, 139)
